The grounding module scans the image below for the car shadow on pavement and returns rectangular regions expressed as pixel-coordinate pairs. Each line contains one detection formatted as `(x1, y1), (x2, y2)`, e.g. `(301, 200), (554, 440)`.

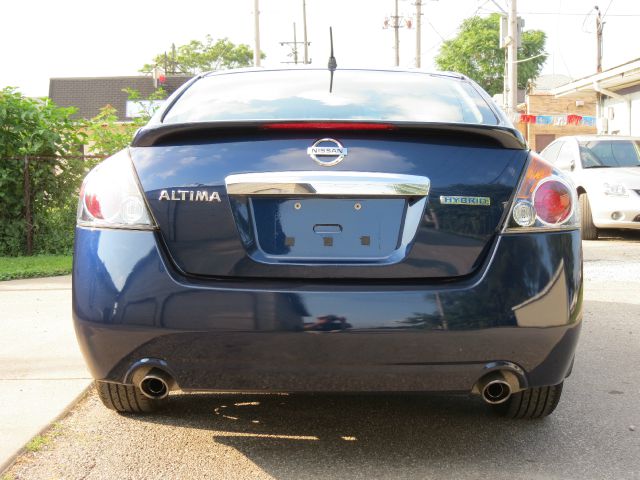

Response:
(595, 229), (640, 241)
(131, 392), (565, 478)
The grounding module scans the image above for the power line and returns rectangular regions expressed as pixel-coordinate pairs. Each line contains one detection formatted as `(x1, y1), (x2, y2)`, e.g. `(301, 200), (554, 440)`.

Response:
(424, 1), (490, 53)
(427, 19), (446, 42)
(555, 0), (573, 78)
(602, 0), (615, 19)
(513, 52), (548, 63)
(581, 6), (598, 34)
(516, 11), (640, 16)
(479, 6), (640, 17)
(423, 1), (637, 62)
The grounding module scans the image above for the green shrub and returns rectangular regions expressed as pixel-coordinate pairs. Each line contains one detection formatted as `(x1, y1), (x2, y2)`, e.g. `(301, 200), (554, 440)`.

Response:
(0, 86), (161, 256)
(0, 87), (88, 256)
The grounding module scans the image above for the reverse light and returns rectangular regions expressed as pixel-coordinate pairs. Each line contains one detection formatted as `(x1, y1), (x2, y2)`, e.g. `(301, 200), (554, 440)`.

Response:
(512, 201), (536, 227)
(77, 149), (154, 229)
(504, 153), (578, 232)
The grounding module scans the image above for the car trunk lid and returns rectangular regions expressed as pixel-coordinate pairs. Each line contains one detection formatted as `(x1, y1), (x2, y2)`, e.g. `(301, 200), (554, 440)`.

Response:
(130, 125), (527, 280)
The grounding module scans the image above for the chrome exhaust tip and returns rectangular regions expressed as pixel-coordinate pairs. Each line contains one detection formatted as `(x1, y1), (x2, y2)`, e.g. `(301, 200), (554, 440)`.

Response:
(481, 379), (512, 404)
(476, 371), (517, 405)
(139, 370), (172, 400)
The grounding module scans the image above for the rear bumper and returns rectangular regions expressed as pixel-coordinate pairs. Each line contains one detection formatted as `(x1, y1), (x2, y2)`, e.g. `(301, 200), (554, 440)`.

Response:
(72, 228), (583, 393)
(592, 191), (640, 229)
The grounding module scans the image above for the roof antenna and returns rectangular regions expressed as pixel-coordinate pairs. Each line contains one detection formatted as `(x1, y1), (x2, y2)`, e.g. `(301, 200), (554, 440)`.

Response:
(328, 27), (337, 93)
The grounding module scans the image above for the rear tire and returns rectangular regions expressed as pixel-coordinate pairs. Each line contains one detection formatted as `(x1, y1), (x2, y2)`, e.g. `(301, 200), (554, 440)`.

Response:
(95, 380), (165, 413)
(579, 193), (598, 240)
(493, 382), (563, 419)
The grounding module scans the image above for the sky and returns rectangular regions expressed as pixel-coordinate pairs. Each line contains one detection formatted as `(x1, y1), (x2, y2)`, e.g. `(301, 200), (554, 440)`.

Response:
(2, 0), (640, 97)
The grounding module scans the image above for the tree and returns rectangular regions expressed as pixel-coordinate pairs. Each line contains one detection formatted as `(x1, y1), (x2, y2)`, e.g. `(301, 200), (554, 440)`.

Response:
(86, 105), (137, 158)
(86, 87), (167, 157)
(0, 87), (87, 255)
(435, 13), (547, 96)
(141, 36), (261, 75)
(0, 88), (83, 159)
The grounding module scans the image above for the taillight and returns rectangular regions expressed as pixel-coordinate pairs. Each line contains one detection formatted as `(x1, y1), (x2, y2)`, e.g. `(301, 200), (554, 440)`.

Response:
(77, 149), (154, 229)
(504, 152), (578, 232)
(534, 179), (572, 224)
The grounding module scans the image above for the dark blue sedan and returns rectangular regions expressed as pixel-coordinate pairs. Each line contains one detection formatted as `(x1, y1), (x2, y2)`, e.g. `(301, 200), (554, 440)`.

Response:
(73, 68), (582, 418)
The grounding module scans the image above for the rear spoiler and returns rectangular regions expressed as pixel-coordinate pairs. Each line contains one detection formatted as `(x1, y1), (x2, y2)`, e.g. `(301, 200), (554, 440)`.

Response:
(132, 121), (527, 150)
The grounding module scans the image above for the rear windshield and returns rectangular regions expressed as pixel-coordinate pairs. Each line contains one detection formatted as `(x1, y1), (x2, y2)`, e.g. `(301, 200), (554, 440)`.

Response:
(579, 140), (640, 168)
(162, 70), (499, 125)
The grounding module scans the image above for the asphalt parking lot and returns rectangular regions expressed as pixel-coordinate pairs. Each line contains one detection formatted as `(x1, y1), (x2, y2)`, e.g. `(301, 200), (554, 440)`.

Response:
(4, 231), (640, 480)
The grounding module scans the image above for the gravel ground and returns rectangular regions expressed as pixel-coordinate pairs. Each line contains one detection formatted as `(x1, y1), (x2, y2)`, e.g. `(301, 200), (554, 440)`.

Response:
(4, 231), (640, 480)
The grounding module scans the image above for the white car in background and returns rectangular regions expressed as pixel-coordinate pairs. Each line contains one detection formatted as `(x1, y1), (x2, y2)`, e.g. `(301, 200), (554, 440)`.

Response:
(541, 136), (640, 239)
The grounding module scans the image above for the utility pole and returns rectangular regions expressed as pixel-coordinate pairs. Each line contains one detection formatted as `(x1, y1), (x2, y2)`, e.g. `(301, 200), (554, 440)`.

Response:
(383, 0), (407, 66)
(594, 6), (604, 132)
(506, 0), (518, 117)
(280, 23), (307, 64)
(280, 5), (311, 65)
(595, 6), (603, 73)
(303, 0), (309, 64)
(254, 0), (261, 67)
(415, 0), (422, 68)
(293, 23), (298, 64)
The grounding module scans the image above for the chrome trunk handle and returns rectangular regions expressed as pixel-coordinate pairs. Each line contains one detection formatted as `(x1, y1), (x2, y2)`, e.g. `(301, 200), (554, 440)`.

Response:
(225, 171), (430, 197)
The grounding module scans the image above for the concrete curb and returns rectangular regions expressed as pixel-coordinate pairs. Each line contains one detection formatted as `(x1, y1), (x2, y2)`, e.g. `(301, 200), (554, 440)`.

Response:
(0, 381), (93, 475)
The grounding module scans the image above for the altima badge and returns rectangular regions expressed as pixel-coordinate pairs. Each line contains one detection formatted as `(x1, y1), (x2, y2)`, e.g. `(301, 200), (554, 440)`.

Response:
(158, 190), (221, 202)
(307, 138), (348, 166)
(440, 195), (491, 206)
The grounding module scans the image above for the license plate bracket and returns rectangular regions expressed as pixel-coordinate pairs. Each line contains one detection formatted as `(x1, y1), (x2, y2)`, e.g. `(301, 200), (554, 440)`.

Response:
(250, 198), (405, 261)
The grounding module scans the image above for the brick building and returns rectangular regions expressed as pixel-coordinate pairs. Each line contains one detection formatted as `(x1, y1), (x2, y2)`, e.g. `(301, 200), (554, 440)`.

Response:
(48, 75), (192, 121)
(516, 75), (597, 152)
